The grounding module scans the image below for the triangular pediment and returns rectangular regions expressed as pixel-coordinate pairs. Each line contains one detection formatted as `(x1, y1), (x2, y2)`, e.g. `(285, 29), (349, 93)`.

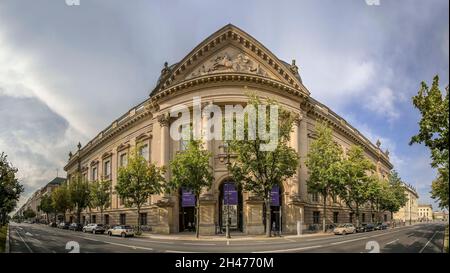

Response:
(185, 45), (280, 81)
(152, 24), (310, 96)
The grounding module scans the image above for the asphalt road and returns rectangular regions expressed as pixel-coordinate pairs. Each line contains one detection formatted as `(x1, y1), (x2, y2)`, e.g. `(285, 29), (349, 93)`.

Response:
(8, 222), (446, 253)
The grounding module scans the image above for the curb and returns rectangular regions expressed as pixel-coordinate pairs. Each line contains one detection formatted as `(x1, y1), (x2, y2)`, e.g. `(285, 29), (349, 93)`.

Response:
(5, 224), (10, 253)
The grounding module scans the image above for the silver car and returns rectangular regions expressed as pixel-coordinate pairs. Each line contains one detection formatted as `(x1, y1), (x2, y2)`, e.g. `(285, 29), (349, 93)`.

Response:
(82, 223), (106, 234)
(107, 225), (135, 238)
(333, 223), (356, 235)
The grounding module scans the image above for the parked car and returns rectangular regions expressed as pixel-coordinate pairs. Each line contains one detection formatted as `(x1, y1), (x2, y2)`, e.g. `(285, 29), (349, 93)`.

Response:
(58, 222), (70, 229)
(69, 223), (83, 231)
(374, 222), (388, 230)
(49, 222), (57, 227)
(357, 223), (375, 233)
(333, 223), (356, 235)
(82, 223), (106, 234)
(107, 225), (135, 238)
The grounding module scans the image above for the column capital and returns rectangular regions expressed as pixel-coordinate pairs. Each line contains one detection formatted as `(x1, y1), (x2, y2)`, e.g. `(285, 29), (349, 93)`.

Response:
(157, 113), (170, 127)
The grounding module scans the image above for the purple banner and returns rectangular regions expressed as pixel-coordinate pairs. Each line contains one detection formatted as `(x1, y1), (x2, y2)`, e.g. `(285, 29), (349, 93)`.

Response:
(223, 182), (238, 205)
(271, 185), (280, 206)
(181, 188), (195, 207)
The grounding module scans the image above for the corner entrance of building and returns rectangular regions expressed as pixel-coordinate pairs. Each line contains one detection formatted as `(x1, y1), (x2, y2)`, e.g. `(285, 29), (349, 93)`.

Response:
(179, 188), (196, 232)
(219, 180), (243, 232)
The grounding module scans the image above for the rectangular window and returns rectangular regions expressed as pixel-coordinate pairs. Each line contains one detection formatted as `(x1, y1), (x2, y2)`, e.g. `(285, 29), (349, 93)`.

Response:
(104, 160), (111, 178)
(384, 214), (387, 222)
(104, 215), (109, 225)
(119, 153), (127, 167)
(119, 197), (124, 206)
(312, 193), (319, 202)
(180, 139), (189, 151)
(92, 166), (98, 181)
(92, 215), (96, 223)
(349, 213), (354, 223)
(313, 211), (320, 224)
(120, 214), (126, 225)
(139, 213), (148, 226)
(333, 212), (339, 223)
(139, 144), (149, 161)
(362, 213), (366, 223)
(372, 214), (375, 222)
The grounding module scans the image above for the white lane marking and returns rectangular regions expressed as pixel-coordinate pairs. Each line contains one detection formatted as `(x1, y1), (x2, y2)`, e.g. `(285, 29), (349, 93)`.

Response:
(330, 236), (368, 245)
(182, 242), (216, 246)
(227, 240), (230, 246)
(25, 232), (33, 236)
(15, 230), (33, 253)
(285, 238), (296, 242)
(165, 250), (202, 253)
(129, 238), (175, 244)
(419, 230), (439, 253)
(253, 245), (324, 253)
(73, 235), (153, 251)
(385, 239), (399, 245)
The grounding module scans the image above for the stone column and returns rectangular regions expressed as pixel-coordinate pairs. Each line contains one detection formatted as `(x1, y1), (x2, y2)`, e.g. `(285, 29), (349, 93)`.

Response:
(155, 113), (175, 233)
(298, 111), (308, 202)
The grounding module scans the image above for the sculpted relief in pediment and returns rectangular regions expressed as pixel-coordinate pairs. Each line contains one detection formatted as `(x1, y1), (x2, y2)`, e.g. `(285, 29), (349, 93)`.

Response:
(185, 47), (277, 80)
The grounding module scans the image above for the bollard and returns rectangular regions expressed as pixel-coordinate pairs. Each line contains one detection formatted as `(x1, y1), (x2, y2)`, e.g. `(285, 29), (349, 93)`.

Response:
(297, 220), (302, 236)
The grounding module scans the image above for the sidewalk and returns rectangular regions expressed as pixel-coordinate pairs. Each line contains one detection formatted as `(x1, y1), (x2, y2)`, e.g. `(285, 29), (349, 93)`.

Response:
(138, 231), (332, 241)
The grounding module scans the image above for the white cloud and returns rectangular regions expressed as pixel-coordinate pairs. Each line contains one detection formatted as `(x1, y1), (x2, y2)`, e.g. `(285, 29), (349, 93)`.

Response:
(365, 86), (400, 122)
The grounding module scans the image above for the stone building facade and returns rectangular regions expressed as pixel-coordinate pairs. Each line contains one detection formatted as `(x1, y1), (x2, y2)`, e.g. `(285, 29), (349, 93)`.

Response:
(64, 24), (393, 234)
(393, 183), (419, 224)
(418, 204), (433, 222)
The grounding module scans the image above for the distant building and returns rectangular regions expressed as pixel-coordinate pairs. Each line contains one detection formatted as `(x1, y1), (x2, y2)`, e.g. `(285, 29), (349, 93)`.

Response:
(418, 204), (433, 222)
(15, 177), (66, 223)
(433, 211), (449, 222)
(393, 183), (419, 224)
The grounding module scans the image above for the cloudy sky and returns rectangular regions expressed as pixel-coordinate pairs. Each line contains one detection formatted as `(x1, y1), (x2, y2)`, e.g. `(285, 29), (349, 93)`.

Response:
(0, 0), (448, 211)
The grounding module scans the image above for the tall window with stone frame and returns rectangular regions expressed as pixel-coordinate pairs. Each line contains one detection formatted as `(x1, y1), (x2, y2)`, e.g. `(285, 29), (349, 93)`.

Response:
(311, 192), (319, 203)
(119, 153), (128, 167)
(333, 212), (339, 223)
(104, 160), (111, 180)
(138, 143), (149, 161)
(313, 211), (320, 224)
(91, 166), (98, 181)
(139, 213), (148, 226)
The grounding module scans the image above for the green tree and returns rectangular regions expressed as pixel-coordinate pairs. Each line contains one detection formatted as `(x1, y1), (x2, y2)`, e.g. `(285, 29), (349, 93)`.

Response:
(410, 75), (449, 209)
(38, 194), (55, 224)
(23, 207), (36, 220)
(228, 94), (299, 237)
(169, 140), (214, 238)
(116, 149), (166, 234)
(90, 179), (111, 225)
(381, 170), (408, 224)
(338, 145), (375, 228)
(68, 173), (91, 224)
(52, 184), (71, 222)
(306, 121), (343, 232)
(0, 152), (24, 226)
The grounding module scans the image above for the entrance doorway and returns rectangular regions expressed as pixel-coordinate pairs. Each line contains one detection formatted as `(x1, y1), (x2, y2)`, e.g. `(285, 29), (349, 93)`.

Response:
(179, 188), (196, 232)
(263, 185), (282, 234)
(219, 181), (243, 232)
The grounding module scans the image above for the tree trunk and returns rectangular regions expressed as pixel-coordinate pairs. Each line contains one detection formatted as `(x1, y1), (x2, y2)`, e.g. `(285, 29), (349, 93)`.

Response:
(46, 213), (49, 224)
(77, 209), (81, 224)
(137, 206), (141, 234)
(100, 208), (103, 225)
(322, 193), (327, 233)
(195, 194), (200, 238)
(356, 205), (360, 228)
(265, 193), (271, 237)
